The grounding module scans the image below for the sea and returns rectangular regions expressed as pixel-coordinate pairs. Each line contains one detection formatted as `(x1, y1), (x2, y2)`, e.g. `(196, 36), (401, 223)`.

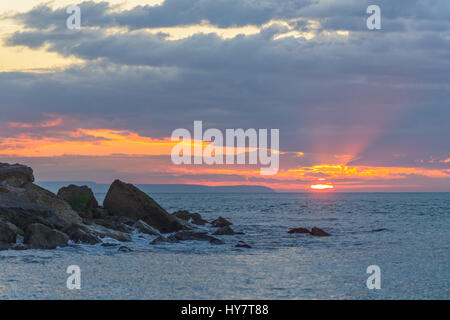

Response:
(1, 192), (449, 299)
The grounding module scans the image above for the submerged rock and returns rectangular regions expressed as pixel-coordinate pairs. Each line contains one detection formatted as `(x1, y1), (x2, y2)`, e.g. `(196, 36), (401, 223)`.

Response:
(24, 223), (69, 249)
(168, 231), (224, 245)
(103, 180), (185, 233)
(118, 246), (133, 252)
(172, 210), (208, 226)
(0, 163), (34, 187)
(310, 227), (331, 237)
(235, 241), (252, 249)
(211, 216), (232, 228)
(213, 226), (244, 235)
(288, 228), (310, 234)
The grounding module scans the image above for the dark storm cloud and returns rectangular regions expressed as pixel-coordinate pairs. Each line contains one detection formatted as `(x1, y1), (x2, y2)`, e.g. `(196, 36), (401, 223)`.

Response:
(1, 0), (450, 169)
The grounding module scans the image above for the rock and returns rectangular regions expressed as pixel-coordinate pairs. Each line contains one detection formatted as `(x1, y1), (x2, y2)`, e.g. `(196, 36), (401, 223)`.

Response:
(134, 220), (161, 236)
(22, 183), (82, 226)
(310, 227), (331, 237)
(10, 243), (28, 250)
(93, 218), (134, 233)
(118, 246), (133, 252)
(168, 231), (224, 244)
(63, 224), (101, 244)
(0, 193), (67, 231)
(211, 216), (232, 228)
(235, 241), (252, 249)
(213, 226), (244, 236)
(101, 243), (119, 247)
(288, 228), (310, 234)
(92, 207), (109, 219)
(0, 220), (21, 243)
(172, 210), (208, 226)
(103, 180), (185, 233)
(150, 235), (179, 245)
(24, 223), (69, 249)
(0, 163), (34, 187)
(0, 242), (11, 251)
(84, 223), (132, 242)
(57, 185), (99, 214)
(371, 228), (388, 232)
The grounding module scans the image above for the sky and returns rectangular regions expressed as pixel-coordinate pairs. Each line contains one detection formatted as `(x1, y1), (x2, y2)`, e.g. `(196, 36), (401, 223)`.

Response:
(0, 0), (449, 192)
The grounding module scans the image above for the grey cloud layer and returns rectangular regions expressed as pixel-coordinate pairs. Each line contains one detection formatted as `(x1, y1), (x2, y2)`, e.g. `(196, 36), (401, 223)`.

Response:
(1, 0), (450, 168)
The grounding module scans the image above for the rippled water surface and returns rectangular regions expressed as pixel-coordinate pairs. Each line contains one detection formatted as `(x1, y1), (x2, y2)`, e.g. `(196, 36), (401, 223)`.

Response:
(1, 192), (449, 299)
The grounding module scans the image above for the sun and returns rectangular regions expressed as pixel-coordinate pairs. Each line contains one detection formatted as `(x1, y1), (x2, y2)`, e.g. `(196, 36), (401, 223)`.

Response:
(310, 184), (334, 190)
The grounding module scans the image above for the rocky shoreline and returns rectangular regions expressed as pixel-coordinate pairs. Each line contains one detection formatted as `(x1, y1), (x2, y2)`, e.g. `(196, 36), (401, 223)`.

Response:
(0, 162), (331, 252)
(0, 162), (253, 251)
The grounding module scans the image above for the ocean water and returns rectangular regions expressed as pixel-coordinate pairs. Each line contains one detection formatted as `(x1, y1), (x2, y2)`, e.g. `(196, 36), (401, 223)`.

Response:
(1, 192), (449, 300)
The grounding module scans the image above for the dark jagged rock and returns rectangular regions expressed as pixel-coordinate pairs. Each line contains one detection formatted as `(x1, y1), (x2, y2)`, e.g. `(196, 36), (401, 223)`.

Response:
(0, 193), (67, 231)
(103, 180), (185, 233)
(213, 226), (244, 235)
(310, 227), (331, 237)
(0, 220), (21, 243)
(235, 241), (252, 249)
(22, 183), (82, 226)
(150, 235), (179, 245)
(93, 218), (134, 234)
(172, 210), (208, 226)
(134, 220), (161, 236)
(24, 223), (69, 249)
(0, 163), (34, 187)
(168, 231), (224, 244)
(63, 224), (101, 244)
(84, 223), (132, 242)
(211, 216), (232, 228)
(57, 185), (99, 216)
(288, 228), (310, 234)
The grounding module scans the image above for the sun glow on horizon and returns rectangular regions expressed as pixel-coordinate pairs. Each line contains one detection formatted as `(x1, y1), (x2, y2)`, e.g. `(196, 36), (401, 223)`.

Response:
(310, 184), (334, 190)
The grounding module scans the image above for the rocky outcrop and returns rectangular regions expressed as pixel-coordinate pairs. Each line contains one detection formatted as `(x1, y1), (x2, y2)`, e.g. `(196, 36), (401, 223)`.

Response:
(57, 185), (99, 217)
(0, 193), (67, 231)
(211, 216), (232, 228)
(288, 227), (331, 236)
(103, 180), (185, 233)
(0, 163), (34, 187)
(288, 228), (310, 234)
(213, 226), (244, 235)
(172, 210), (208, 226)
(310, 227), (331, 237)
(24, 223), (69, 249)
(22, 183), (82, 226)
